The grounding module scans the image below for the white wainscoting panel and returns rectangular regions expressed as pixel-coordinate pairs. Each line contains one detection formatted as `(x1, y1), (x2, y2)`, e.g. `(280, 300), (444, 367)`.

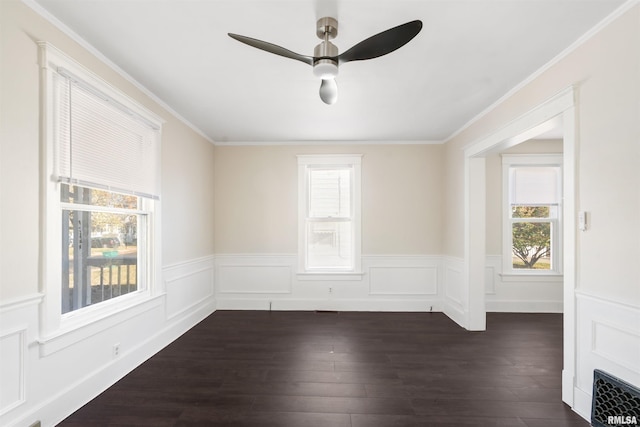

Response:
(442, 257), (465, 327)
(574, 291), (640, 420)
(0, 328), (25, 414)
(164, 256), (215, 320)
(485, 255), (563, 313)
(367, 256), (439, 296)
(485, 255), (499, 295)
(369, 266), (437, 295)
(0, 294), (41, 422)
(218, 265), (292, 294)
(215, 254), (442, 312)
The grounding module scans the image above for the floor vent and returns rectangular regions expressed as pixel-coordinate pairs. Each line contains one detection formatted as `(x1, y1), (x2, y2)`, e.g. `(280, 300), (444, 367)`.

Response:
(592, 369), (640, 427)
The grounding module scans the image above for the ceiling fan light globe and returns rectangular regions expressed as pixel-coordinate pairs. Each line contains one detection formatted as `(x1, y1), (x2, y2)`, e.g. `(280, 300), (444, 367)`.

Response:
(313, 60), (339, 79)
(319, 78), (338, 105)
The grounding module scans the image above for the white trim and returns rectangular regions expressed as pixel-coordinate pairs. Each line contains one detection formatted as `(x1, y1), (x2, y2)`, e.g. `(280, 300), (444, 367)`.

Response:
(575, 289), (640, 313)
(37, 294), (164, 357)
(464, 90), (572, 157)
(0, 293), (44, 312)
(445, 0), (638, 143)
(485, 300), (563, 313)
(297, 154), (362, 276)
(38, 42), (163, 342)
(297, 272), (365, 281)
(216, 140), (443, 146)
(297, 154), (363, 165)
(499, 273), (563, 282)
(215, 298), (441, 312)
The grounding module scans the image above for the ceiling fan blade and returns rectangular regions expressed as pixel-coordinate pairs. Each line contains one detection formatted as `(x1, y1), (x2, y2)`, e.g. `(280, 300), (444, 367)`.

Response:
(336, 20), (422, 64)
(319, 79), (338, 105)
(228, 33), (314, 66)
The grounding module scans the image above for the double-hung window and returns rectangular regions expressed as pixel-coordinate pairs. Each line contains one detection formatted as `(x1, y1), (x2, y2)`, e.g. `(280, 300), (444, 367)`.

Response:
(502, 154), (562, 274)
(39, 43), (162, 336)
(298, 155), (362, 277)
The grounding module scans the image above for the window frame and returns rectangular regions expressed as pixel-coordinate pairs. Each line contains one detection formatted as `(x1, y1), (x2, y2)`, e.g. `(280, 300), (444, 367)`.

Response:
(501, 154), (563, 276)
(297, 154), (363, 280)
(38, 42), (163, 345)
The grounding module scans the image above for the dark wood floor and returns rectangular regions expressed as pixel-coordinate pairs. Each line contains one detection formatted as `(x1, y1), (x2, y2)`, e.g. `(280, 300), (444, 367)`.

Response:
(59, 311), (589, 426)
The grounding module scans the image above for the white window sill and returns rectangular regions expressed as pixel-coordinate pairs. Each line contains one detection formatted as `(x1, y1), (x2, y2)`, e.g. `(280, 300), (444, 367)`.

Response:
(297, 271), (365, 281)
(499, 273), (563, 283)
(38, 292), (164, 357)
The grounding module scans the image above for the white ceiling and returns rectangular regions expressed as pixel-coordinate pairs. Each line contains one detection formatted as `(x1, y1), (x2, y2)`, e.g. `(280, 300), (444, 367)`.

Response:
(31, 0), (626, 144)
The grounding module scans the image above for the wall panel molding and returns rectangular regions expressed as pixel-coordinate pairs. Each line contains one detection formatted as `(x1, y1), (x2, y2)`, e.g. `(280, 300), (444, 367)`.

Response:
(215, 254), (442, 312)
(0, 293), (40, 419)
(0, 328), (26, 416)
(442, 256), (466, 328)
(164, 256), (215, 320)
(485, 254), (563, 313)
(574, 291), (640, 420)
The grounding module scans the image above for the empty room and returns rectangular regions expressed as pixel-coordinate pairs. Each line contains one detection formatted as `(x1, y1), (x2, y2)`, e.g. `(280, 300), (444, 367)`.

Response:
(1, 0), (639, 426)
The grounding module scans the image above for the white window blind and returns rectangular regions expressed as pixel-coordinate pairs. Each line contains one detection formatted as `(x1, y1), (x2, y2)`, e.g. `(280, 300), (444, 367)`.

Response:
(54, 68), (160, 199)
(308, 168), (351, 218)
(509, 166), (560, 205)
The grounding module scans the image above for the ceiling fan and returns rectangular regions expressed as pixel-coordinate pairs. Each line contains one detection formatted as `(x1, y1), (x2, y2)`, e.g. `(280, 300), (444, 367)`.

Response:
(228, 18), (423, 105)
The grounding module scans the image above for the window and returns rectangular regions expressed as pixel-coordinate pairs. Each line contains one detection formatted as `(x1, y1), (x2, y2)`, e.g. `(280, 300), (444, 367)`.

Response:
(61, 184), (146, 313)
(298, 155), (362, 277)
(39, 43), (162, 336)
(502, 154), (562, 274)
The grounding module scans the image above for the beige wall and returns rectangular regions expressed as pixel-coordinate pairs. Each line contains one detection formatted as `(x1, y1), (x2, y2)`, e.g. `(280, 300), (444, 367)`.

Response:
(444, 5), (640, 303)
(0, 0), (216, 299)
(214, 144), (444, 255)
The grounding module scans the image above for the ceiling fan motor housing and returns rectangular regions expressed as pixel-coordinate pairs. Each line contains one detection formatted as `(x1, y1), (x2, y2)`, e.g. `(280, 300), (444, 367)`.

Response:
(313, 41), (339, 79)
(313, 17), (339, 79)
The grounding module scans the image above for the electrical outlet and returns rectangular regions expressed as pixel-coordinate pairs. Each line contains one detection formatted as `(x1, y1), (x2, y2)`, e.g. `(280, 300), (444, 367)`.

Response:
(329, 287), (333, 293)
(113, 343), (120, 357)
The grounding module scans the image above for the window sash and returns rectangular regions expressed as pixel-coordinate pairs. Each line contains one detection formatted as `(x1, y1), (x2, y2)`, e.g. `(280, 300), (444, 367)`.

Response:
(305, 220), (354, 270)
(61, 206), (146, 314)
(510, 220), (555, 270)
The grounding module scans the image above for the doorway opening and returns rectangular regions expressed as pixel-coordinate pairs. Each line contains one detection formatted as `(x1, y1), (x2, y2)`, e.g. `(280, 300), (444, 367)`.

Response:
(463, 86), (577, 407)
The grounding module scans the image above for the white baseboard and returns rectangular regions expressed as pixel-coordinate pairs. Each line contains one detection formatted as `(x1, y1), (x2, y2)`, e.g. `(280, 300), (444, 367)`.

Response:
(486, 300), (563, 312)
(573, 384), (593, 422)
(216, 298), (441, 312)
